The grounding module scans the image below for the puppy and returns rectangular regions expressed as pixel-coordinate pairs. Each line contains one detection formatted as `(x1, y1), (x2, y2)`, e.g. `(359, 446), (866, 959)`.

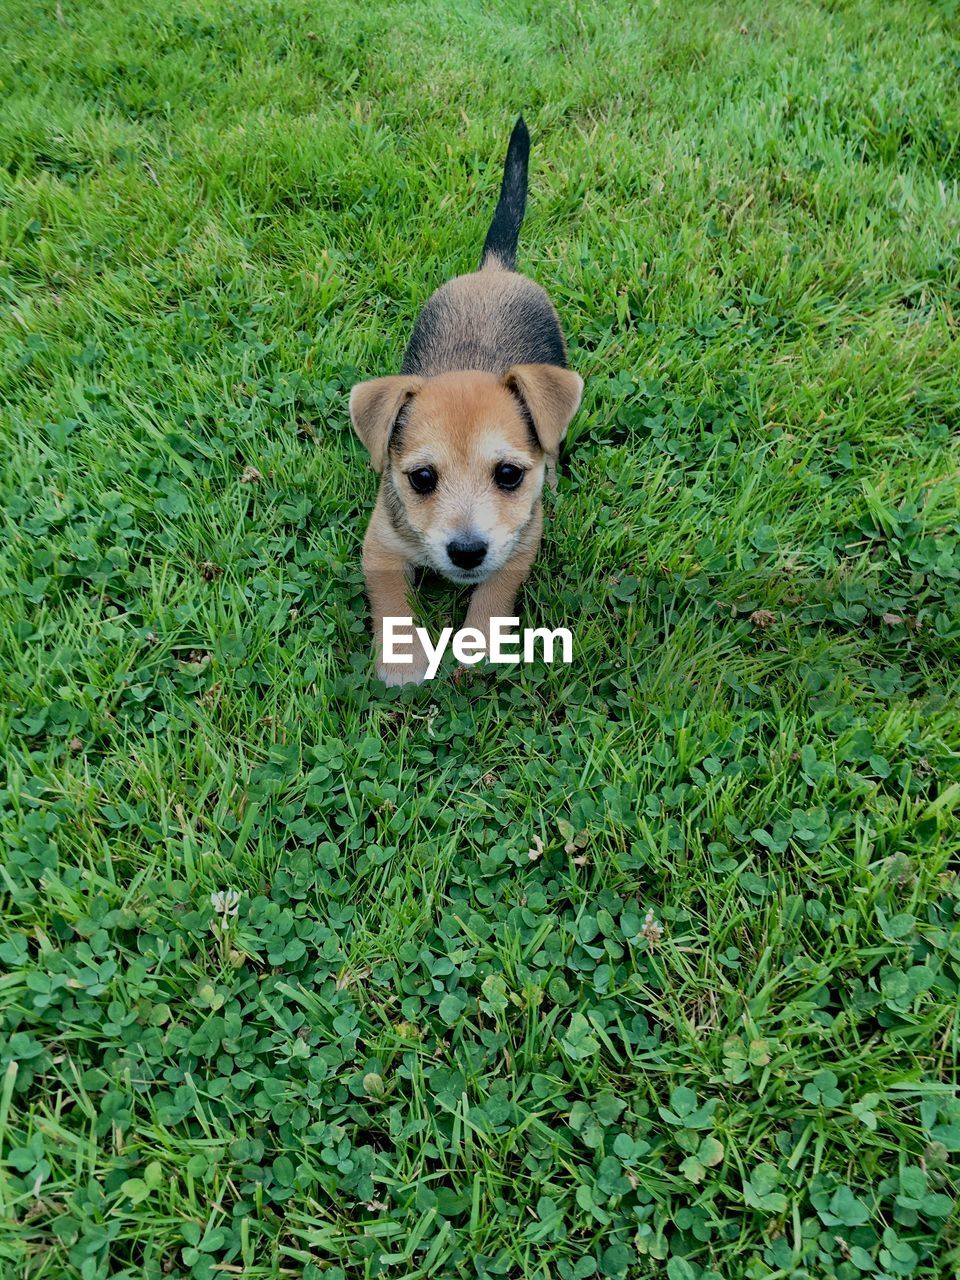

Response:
(350, 117), (583, 685)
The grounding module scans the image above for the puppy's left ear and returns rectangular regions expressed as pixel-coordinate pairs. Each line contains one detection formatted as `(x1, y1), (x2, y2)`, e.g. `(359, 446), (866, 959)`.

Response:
(349, 375), (422, 473)
(503, 364), (584, 456)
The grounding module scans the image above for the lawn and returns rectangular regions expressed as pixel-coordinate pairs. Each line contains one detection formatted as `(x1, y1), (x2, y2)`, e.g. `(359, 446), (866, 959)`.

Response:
(1, 0), (959, 1276)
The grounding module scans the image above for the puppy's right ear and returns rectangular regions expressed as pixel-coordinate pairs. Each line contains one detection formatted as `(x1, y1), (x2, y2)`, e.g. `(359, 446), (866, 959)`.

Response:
(349, 376), (422, 473)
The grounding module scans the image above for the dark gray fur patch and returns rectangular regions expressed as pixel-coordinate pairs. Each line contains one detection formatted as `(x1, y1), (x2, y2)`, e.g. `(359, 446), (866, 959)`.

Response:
(383, 471), (424, 549)
(516, 497), (541, 545)
(400, 270), (567, 377)
(504, 380), (541, 453)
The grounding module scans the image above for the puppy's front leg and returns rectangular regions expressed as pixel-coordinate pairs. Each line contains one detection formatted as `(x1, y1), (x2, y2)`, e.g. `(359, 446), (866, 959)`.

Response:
(363, 513), (429, 686)
(462, 506), (543, 656)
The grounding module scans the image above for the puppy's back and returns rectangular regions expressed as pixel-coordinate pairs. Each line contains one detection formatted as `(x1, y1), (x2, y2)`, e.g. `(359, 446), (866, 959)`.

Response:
(401, 265), (567, 377)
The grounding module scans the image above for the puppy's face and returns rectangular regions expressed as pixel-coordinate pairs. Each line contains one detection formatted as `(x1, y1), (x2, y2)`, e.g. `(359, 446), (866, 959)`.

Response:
(384, 372), (545, 584)
(351, 365), (583, 585)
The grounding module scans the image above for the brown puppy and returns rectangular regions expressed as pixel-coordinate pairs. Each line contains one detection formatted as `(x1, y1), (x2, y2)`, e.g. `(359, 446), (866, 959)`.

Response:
(350, 117), (582, 684)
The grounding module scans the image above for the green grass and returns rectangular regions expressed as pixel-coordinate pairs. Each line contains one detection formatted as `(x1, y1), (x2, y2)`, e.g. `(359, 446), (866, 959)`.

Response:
(1, 0), (959, 1276)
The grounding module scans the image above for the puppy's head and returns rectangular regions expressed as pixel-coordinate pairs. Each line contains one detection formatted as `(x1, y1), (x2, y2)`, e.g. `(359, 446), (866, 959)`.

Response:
(350, 365), (583, 584)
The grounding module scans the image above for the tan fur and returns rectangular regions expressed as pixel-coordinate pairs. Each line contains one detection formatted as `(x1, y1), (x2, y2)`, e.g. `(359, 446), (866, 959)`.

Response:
(352, 365), (582, 684)
(361, 507), (431, 683)
(349, 376), (422, 473)
(503, 364), (583, 456)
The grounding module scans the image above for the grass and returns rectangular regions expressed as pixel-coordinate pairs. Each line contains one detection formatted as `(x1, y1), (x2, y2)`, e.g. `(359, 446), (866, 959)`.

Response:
(1, 0), (959, 1275)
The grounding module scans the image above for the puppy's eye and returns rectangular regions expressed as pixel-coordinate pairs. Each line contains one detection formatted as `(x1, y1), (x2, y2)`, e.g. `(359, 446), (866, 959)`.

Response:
(494, 462), (524, 491)
(407, 466), (438, 495)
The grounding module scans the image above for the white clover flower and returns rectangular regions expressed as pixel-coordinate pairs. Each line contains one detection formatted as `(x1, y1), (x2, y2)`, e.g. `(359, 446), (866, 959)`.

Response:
(642, 907), (664, 945)
(210, 889), (241, 932)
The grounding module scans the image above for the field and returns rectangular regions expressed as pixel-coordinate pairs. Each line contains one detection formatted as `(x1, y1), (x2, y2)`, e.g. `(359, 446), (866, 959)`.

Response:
(1, 0), (959, 1276)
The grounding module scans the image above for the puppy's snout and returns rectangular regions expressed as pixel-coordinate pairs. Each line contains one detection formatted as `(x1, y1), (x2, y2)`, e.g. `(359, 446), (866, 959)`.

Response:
(447, 537), (488, 571)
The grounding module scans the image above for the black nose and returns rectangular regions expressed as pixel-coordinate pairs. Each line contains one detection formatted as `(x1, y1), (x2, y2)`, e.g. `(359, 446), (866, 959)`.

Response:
(447, 538), (488, 570)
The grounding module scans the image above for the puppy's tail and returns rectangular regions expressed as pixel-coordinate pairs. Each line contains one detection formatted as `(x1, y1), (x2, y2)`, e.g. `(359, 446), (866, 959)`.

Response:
(479, 115), (529, 271)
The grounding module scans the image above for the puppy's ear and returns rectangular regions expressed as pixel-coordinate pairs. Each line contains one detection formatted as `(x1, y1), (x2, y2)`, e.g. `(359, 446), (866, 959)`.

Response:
(349, 376), (422, 473)
(503, 364), (584, 456)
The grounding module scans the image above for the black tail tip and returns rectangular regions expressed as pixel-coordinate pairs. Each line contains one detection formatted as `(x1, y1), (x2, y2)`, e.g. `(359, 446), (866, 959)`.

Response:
(479, 114), (531, 271)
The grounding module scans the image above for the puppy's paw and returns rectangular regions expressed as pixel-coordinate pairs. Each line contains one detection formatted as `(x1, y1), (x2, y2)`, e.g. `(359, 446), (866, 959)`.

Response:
(376, 656), (430, 687)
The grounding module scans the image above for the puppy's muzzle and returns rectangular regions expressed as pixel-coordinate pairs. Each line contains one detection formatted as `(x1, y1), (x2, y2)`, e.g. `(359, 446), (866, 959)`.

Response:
(446, 537), (489, 571)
